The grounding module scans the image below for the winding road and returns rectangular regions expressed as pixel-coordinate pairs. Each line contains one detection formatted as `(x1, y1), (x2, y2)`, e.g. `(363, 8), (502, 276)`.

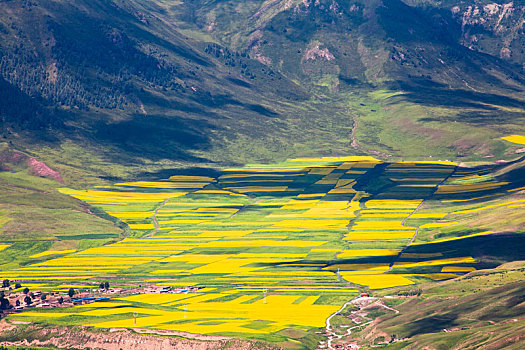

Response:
(148, 198), (169, 237)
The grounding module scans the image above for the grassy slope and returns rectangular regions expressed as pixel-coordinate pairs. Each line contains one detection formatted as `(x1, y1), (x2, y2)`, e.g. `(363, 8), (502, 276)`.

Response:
(361, 262), (525, 349)
(0, 0), (362, 182)
(0, 145), (125, 270)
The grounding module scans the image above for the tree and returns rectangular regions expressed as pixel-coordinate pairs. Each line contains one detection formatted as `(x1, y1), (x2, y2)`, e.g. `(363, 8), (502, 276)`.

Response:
(58, 296), (64, 304)
(15, 300), (20, 306)
(99, 282), (105, 289)
(0, 296), (11, 310)
(15, 283), (21, 289)
(41, 294), (47, 301)
(24, 295), (32, 305)
(2, 279), (9, 288)
(23, 287), (29, 294)
(104, 281), (110, 290)
(390, 334), (397, 343)
(68, 288), (75, 298)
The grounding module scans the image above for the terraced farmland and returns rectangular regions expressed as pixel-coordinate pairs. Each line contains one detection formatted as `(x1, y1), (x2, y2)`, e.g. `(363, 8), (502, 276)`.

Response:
(2, 156), (524, 344)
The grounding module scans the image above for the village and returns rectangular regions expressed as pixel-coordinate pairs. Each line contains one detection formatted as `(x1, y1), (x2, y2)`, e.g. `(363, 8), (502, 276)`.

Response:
(0, 279), (203, 317)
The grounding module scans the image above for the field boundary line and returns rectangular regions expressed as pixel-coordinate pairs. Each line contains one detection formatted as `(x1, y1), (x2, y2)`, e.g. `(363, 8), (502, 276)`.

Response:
(387, 165), (458, 271)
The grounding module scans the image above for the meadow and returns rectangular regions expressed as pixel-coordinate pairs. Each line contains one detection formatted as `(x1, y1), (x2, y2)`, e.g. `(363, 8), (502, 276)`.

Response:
(3, 154), (524, 346)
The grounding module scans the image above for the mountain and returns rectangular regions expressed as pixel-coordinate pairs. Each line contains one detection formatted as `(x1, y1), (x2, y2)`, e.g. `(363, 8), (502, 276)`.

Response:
(0, 0), (524, 184)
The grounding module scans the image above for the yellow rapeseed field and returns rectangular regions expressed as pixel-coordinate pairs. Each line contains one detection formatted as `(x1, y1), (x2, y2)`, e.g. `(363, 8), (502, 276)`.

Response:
(337, 249), (401, 258)
(0, 244), (11, 251)
(395, 256), (476, 268)
(344, 231), (415, 240)
(436, 182), (508, 194)
(169, 175), (215, 181)
(6, 157), (496, 337)
(501, 135), (525, 145)
(289, 156), (379, 162)
(365, 199), (422, 209)
(411, 231), (493, 245)
(115, 181), (209, 189)
(441, 266), (476, 272)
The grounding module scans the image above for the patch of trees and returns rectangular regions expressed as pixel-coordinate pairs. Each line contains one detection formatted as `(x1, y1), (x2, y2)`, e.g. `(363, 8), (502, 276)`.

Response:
(0, 49), (125, 111)
(50, 19), (186, 92)
(205, 44), (257, 79)
(0, 17), (188, 114)
(0, 75), (61, 131)
(396, 288), (422, 297)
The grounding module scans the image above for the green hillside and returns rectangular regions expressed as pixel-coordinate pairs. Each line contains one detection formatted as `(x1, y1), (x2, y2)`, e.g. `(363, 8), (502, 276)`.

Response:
(356, 262), (525, 349)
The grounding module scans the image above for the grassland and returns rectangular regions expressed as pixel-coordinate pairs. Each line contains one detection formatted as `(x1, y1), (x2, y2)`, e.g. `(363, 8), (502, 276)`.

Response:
(2, 155), (523, 348)
(354, 261), (525, 349)
(0, 146), (126, 271)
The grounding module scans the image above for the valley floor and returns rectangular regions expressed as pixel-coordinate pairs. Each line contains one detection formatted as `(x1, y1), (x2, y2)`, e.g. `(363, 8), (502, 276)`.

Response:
(0, 155), (524, 349)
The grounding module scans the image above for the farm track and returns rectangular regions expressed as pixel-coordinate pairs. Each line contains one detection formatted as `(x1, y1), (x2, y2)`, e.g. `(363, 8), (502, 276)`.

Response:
(148, 198), (169, 237)
(228, 197), (259, 219)
(325, 299), (356, 350)
(324, 296), (396, 349)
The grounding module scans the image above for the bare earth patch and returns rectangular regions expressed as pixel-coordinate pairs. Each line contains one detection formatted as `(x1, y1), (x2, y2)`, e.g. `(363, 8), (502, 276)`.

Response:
(0, 321), (276, 350)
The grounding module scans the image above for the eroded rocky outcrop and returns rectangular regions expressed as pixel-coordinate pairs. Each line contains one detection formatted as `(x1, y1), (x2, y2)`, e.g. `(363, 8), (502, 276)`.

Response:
(0, 149), (63, 183)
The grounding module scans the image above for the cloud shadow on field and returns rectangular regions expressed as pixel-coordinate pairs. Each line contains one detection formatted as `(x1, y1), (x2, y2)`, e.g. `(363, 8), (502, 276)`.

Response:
(134, 167), (224, 181)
